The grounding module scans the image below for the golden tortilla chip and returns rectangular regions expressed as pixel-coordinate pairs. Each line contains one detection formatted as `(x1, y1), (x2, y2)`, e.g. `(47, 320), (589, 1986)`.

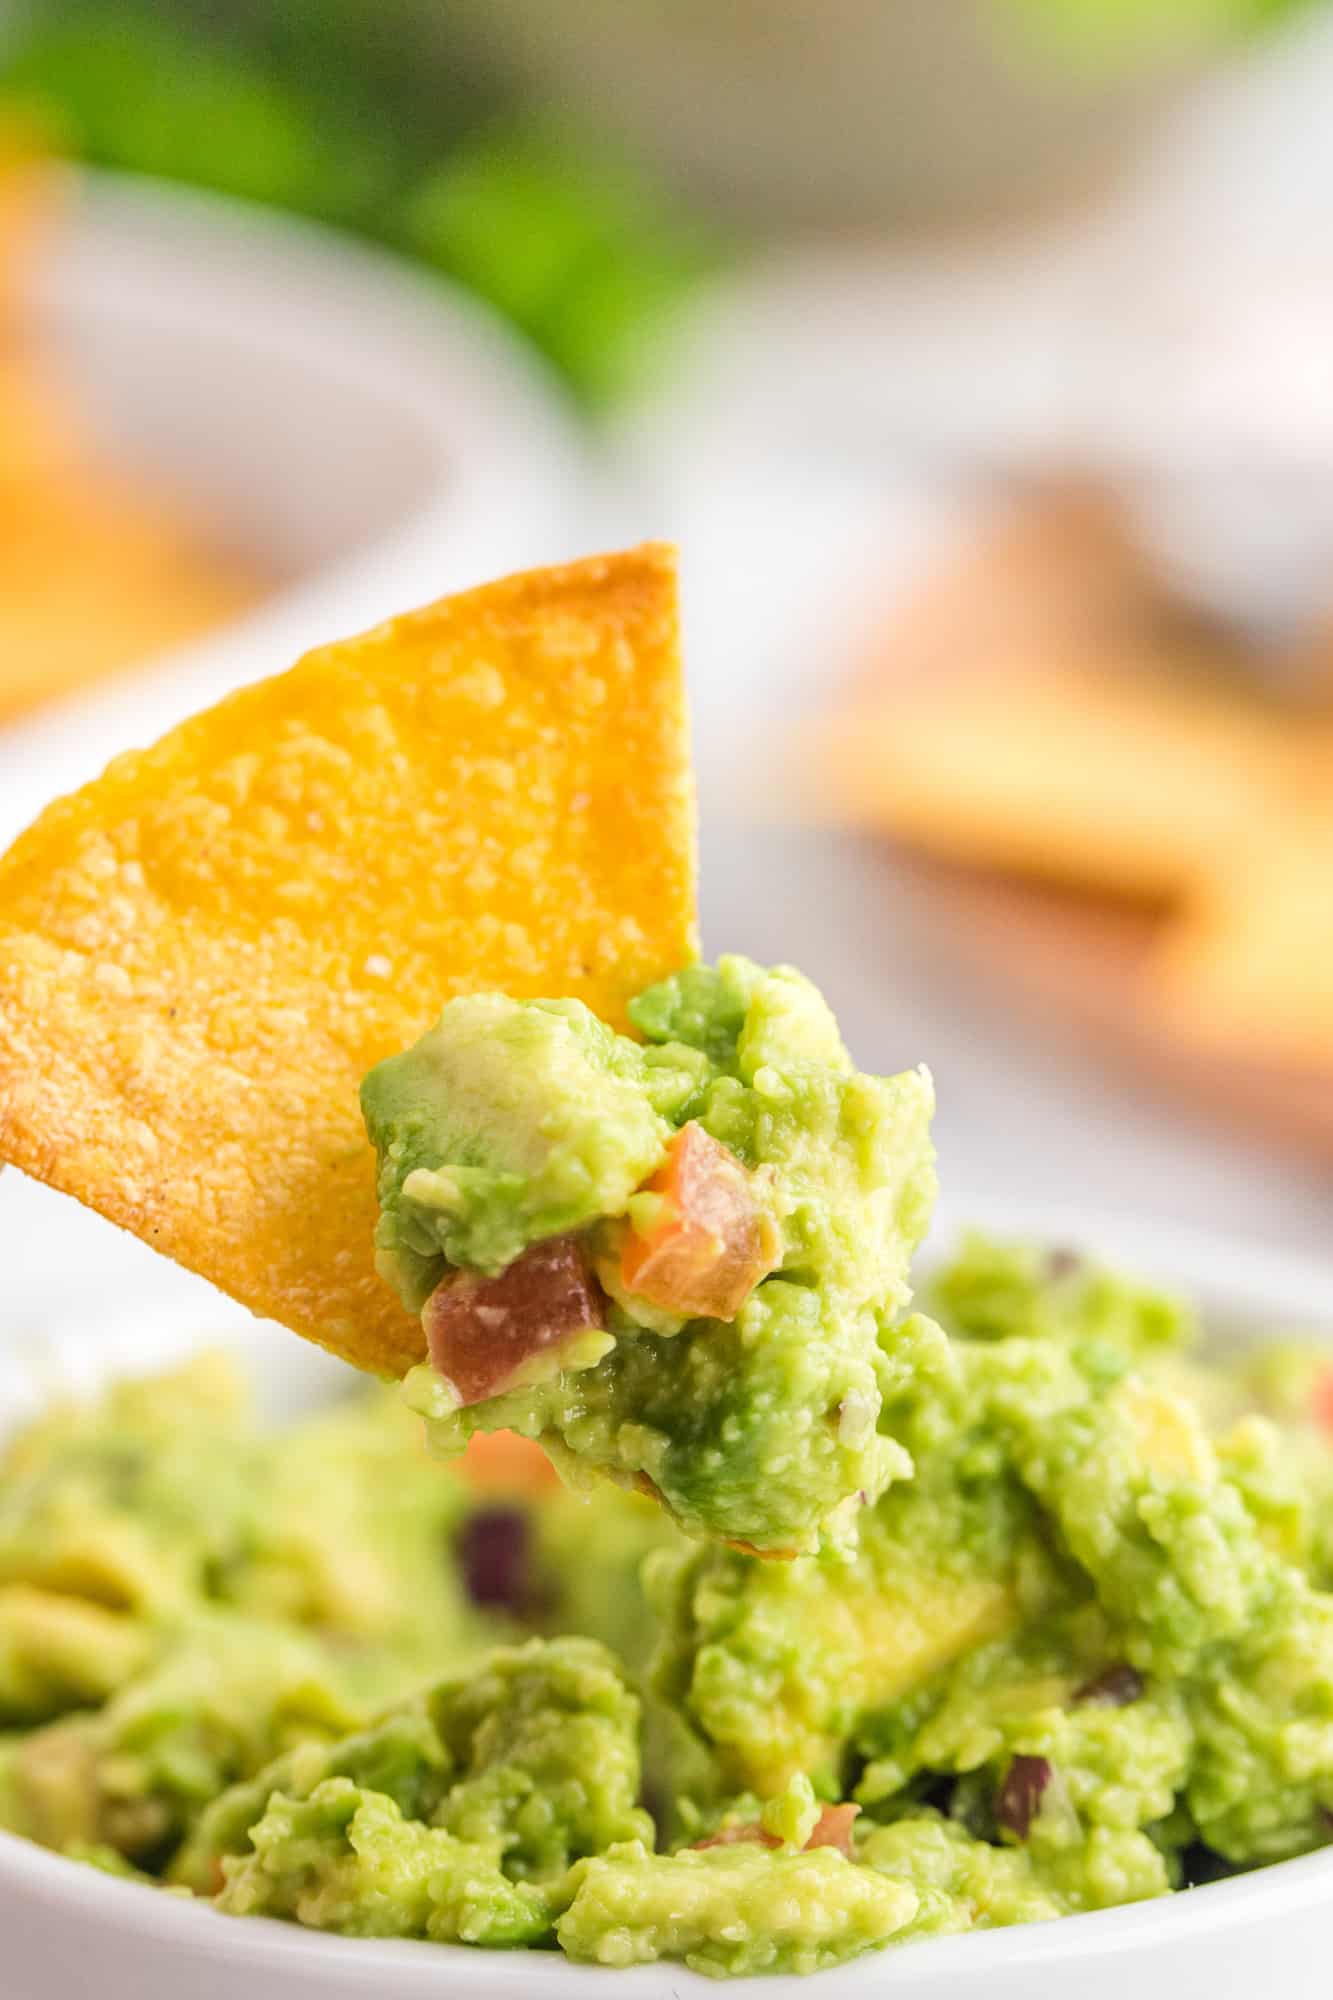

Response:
(0, 546), (698, 1375)
(814, 662), (1318, 903)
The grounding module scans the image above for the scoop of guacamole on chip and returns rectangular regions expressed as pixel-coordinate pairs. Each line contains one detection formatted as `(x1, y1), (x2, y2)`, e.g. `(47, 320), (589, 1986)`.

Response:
(362, 956), (937, 1556)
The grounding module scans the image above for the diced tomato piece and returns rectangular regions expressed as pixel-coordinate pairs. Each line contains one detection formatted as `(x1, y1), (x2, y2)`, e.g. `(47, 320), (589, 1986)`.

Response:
(459, 1429), (559, 1494)
(805, 1804), (859, 1857)
(423, 1234), (605, 1406)
(620, 1122), (776, 1321)
(1312, 1366), (1333, 1435)
(694, 1803), (859, 1856)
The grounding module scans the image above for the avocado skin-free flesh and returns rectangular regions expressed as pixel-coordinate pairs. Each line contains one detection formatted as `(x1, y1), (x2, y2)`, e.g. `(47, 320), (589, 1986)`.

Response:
(3, 978), (1333, 1974)
(366, 958), (938, 1556)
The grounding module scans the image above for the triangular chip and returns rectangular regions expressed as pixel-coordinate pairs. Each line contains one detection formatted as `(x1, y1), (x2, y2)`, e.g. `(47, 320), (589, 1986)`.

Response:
(0, 545), (697, 1374)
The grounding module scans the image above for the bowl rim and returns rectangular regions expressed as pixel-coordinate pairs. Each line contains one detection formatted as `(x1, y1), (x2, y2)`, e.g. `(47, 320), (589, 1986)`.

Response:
(1, 1195), (1332, 1993)
(0, 1822), (1328, 1996)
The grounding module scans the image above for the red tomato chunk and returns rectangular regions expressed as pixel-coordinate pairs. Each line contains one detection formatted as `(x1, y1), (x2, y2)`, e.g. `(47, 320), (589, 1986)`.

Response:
(1311, 1366), (1333, 1435)
(804, 1804), (860, 1857)
(620, 1122), (776, 1321)
(694, 1804), (859, 1857)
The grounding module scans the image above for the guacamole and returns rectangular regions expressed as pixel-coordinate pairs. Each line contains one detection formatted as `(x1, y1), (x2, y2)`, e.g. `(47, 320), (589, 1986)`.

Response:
(364, 958), (936, 1555)
(3, 966), (1333, 1979)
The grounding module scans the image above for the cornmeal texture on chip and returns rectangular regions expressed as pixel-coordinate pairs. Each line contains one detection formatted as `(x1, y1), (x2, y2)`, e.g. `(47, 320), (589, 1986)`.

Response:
(0, 546), (698, 1375)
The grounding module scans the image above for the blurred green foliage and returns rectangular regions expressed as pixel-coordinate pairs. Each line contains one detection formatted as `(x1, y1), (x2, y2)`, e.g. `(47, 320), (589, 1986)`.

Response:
(3, 0), (1311, 399)
(401, 130), (706, 404)
(0, 0), (715, 407)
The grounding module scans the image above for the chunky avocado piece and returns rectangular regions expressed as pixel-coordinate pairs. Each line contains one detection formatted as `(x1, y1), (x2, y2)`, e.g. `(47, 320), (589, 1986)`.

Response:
(649, 1319), (1049, 1795)
(4, 1617), (362, 1862)
(201, 1637), (652, 1948)
(556, 1839), (918, 1976)
(219, 1782), (553, 1945)
(362, 995), (692, 1309)
(182, 1636), (650, 1899)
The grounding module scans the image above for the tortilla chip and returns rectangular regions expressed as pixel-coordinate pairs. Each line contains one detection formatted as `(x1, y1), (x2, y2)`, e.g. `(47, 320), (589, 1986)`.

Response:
(1153, 822), (1333, 1069)
(814, 662), (1317, 903)
(0, 546), (698, 1375)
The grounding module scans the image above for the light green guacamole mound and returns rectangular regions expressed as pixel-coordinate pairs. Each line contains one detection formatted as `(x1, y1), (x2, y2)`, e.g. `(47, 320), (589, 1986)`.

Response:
(557, 1839), (918, 1977)
(372, 957), (937, 1555)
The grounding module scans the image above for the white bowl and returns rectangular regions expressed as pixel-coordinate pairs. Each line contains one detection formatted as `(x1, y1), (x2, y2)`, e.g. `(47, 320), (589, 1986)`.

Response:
(2, 169), (589, 847)
(0, 1202), (1331, 1997)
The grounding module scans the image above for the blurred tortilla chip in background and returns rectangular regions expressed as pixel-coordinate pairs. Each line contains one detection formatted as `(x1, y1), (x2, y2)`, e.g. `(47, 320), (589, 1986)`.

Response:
(0, 121), (253, 721)
(810, 481), (1333, 1148)
(816, 659), (1312, 904)
(0, 545), (697, 1377)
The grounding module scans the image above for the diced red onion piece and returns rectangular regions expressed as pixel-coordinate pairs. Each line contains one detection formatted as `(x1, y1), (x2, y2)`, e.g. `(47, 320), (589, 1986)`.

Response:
(994, 1754), (1053, 1841)
(424, 1234), (604, 1405)
(456, 1505), (540, 1614)
(1073, 1662), (1144, 1708)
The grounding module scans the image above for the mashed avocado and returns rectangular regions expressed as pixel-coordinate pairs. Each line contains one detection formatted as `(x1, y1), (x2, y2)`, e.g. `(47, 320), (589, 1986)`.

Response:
(3, 966), (1333, 1977)
(365, 957), (937, 1556)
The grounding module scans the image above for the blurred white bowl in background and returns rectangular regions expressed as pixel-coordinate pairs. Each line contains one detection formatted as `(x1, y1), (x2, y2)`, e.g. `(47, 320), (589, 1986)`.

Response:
(2, 169), (591, 847)
(451, 0), (1218, 228)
